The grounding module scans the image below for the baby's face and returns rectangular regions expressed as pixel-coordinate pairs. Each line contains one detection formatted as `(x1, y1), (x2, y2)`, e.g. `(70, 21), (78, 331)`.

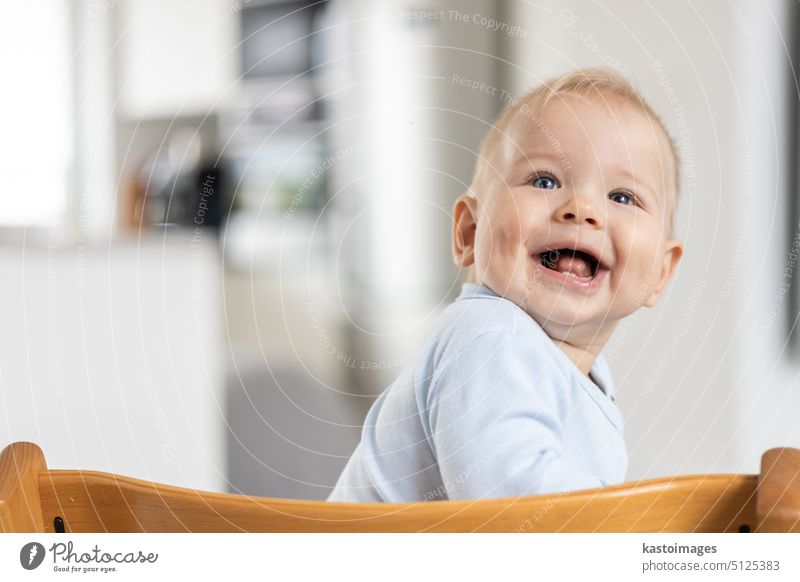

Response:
(464, 93), (682, 343)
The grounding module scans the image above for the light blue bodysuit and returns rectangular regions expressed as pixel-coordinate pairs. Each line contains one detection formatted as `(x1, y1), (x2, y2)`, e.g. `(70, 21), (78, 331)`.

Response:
(327, 283), (627, 502)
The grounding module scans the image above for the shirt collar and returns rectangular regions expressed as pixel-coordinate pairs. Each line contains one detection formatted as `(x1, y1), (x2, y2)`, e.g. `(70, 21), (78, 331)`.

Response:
(456, 282), (617, 400)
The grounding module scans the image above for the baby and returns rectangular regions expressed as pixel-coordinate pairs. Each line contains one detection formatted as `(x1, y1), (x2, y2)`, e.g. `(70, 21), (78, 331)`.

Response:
(328, 68), (683, 502)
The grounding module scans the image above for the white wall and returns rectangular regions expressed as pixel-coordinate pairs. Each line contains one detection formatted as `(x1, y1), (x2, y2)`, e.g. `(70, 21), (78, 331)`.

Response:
(504, 0), (798, 479)
(735, 0), (800, 470)
(0, 235), (225, 491)
(116, 0), (238, 118)
(0, 2), (72, 226)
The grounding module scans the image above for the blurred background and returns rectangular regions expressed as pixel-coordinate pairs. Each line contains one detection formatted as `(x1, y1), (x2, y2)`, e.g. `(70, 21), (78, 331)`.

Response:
(1, 0), (799, 499)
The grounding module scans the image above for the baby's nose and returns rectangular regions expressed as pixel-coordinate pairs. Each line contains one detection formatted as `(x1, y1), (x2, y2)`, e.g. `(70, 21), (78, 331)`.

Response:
(556, 195), (604, 228)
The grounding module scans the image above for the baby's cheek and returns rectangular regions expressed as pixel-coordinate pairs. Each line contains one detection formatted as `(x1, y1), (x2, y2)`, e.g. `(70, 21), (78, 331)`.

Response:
(495, 224), (528, 265)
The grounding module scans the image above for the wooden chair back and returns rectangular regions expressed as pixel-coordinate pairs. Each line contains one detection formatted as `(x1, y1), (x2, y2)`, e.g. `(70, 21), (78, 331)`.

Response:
(1, 441), (797, 532)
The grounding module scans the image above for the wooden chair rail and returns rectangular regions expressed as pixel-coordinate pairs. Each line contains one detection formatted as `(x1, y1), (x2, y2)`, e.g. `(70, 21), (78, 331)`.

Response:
(757, 448), (800, 532)
(2, 441), (798, 533)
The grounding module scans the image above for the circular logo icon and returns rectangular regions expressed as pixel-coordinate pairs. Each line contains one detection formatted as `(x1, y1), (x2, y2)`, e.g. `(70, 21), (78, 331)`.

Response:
(20, 542), (46, 570)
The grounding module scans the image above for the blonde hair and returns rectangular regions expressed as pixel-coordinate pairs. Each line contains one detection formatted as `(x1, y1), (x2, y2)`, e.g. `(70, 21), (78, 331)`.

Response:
(469, 67), (681, 233)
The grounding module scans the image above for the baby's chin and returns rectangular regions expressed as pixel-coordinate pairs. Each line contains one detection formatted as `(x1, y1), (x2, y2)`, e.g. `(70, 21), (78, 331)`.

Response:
(516, 295), (612, 335)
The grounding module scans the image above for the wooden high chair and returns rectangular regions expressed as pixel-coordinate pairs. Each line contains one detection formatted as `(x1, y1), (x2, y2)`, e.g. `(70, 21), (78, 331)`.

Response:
(0, 441), (798, 533)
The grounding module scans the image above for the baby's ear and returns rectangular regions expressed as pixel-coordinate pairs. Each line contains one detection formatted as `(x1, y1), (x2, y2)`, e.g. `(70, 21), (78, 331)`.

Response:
(452, 193), (478, 268)
(644, 240), (684, 308)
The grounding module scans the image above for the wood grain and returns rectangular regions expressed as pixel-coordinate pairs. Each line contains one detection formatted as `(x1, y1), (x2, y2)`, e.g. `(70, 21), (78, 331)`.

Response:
(37, 470), (757, 533)
(756, 447), (800, 532)
(0, 442), (47, 532)
(3, 441), (787, 533)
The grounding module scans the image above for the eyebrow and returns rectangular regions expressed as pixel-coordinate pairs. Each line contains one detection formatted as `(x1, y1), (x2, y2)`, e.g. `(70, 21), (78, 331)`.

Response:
(511, 150), (567, 168)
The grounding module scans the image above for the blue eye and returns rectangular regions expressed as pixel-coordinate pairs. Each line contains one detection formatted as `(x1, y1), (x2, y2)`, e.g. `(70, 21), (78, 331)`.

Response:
(532, 175), (558, 189)
(609, 191), (635, 206)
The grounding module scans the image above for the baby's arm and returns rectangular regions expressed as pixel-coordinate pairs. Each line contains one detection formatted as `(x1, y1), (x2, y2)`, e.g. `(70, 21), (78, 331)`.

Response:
(427, 331), (605, 500)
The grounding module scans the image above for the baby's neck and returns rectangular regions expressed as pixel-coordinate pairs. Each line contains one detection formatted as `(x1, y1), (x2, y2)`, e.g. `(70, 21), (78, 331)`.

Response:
(553, 339), (599, 376)
(542, 317), (618, 377)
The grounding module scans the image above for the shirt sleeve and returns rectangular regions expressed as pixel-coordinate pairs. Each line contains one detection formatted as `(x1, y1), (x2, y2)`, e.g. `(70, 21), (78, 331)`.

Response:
(427, 330), (604, 500)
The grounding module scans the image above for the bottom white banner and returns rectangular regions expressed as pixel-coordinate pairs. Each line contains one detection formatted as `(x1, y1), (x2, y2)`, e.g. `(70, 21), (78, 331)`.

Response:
(1, 533), (798, 581)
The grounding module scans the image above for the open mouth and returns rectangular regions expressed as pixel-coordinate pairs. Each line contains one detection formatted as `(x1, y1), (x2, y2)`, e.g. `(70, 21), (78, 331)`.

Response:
(539, 248), (600, 279)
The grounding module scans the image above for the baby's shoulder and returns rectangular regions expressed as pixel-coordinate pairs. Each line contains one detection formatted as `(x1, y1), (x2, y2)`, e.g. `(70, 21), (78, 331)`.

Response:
(427, 291), (546, 366)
